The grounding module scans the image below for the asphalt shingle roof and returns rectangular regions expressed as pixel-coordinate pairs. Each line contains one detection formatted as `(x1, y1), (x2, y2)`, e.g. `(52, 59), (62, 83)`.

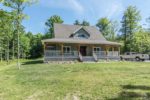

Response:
(54, 23), (106, 40)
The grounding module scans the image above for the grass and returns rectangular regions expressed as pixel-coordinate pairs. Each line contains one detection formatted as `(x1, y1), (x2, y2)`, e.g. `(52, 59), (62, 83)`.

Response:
(0, 60), (150, 100)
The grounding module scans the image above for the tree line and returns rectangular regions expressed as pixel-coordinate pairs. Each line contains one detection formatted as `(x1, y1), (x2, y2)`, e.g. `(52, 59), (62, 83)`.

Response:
(0, 1), (150, 65)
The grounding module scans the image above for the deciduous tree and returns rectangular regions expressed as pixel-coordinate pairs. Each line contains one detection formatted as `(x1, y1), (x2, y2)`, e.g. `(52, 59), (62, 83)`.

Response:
(74, 20), (90, 26)
(45, 15), (64, 38)
(131, 31), (150, 53)
(120, 6), (141, 52)
(3, 0), (36, 68)
(96, 17), (111, 40)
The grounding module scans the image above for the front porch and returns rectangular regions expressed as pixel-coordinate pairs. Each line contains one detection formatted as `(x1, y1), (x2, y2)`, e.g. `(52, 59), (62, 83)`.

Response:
(44, 43), (120, 62)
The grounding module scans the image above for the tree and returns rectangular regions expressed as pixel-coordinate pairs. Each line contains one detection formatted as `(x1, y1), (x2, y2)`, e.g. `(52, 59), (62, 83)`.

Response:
(96, 19), (119, 41)
(3, 0), (36, 69)
(3, 14), (12, 63)
(82, 20), (90, 26)
(45, 15), (64, 38)
(25, 32), (44, 58)
(73, 20), (90, 26)
(131, 31), (150, 53)
(0, 1), (43, 62)
(74, 20), (80, 25)
(20, 34), (30, 58)
(120, 6), (141, 52)
(96, 17), (111, 40)
(30, 33), (43, 58)
(146, 17), (150, 31)
(109, 21), (119, 41)
(0, 9), (14, 64)
(0, 10), (5, 62)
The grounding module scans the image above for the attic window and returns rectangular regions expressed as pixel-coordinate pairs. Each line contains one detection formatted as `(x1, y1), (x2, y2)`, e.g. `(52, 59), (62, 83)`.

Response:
(73, 28), (90, 39)
(78, 34), (87, 38)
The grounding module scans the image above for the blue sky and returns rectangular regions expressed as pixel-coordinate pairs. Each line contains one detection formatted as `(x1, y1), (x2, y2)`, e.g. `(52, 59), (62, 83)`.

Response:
(1, 0), (150, 34)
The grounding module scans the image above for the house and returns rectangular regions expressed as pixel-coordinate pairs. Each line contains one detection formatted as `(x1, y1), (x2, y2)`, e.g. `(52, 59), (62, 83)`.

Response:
(42, 23), (121, 62)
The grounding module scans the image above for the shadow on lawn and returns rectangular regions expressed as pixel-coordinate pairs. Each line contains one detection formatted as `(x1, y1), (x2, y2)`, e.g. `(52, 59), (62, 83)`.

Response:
(109, 85), (150, 100)
(22, 60), (43, 65)
(122, 85), (150, 90)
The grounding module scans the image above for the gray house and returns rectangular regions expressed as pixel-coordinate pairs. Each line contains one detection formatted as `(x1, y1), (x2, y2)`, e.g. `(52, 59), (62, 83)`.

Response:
(42, 23), (121, 62)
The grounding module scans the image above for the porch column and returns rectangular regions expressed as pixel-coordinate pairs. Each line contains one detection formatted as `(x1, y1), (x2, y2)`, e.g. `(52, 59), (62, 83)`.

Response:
(77, 44), (80, 54)
(105, 46), (109, 60)
(43, 43), (46, 61)
(92, 45), (94, 55)
(105, 46), (109, 56)
(118, 47), (120, 56)
(112, 47), (114, 56)
(61, 44), (64, 61)
(43, 43), (45, 52)
(61, 44), (64, 54)
(92, 45), (95, 52)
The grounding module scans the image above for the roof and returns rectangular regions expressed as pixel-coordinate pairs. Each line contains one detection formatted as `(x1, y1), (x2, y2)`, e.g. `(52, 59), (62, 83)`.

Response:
(54, 23), (106, 40)
(42, 38), (121, 46)
(42, 23), (121, 46)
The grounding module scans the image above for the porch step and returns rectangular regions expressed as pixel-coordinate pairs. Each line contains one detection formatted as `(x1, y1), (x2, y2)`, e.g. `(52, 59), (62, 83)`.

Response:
(82, 56), (96, 62)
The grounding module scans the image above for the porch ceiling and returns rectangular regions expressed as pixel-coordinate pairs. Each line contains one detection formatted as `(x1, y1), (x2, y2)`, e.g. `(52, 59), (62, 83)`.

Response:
(42, 38), (121, 46)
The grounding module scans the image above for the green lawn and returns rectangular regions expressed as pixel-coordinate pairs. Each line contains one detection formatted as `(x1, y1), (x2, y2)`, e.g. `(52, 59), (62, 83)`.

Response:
(0, 60), (150, 100)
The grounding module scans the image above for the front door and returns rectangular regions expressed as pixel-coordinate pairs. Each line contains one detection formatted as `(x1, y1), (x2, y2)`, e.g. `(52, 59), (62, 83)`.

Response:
(80, 46), (87, 56)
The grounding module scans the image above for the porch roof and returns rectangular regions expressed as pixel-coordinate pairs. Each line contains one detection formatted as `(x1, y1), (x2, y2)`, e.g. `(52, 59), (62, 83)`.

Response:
(42, 38), (121, 46)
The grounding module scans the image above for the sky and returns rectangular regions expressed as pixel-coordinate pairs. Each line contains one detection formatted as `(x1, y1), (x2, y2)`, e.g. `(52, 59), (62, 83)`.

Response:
(1, 0), (150, 34)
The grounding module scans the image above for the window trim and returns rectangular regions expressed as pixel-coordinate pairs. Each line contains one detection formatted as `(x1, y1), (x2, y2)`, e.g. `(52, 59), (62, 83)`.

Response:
(77, 34), (87, 38)
(46, 46), (56, 51)
(93, 47), (101, 52)
(63, 46), (71, 53)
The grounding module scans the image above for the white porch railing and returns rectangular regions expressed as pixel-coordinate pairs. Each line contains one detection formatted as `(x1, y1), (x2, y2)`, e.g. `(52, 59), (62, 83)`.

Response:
(44, 50), (119, 60)
(94, 51), (107, 57)
(108, 51), (119, 56)
(45, 50), (61, 57)
(44, 50), (78, 58)
(63, 51), (78, 57)
(94, 51), (119, 57)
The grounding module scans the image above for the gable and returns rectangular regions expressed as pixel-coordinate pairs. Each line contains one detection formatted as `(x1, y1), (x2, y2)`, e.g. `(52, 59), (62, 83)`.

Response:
(71, 28), (90, 39)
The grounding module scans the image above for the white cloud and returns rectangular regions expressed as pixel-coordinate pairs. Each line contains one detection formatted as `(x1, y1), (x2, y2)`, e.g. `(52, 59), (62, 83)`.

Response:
(39, 0), (124, 22)
(68, 0), (84, 14)
(76, 0), (124, 20)
(106, 1), (124, 18)
(40, 0), (84, 14)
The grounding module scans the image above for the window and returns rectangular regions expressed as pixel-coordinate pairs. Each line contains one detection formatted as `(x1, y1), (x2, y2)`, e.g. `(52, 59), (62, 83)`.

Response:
(72, 28), (90, 39)
(94, 47), (101, 52)
(73, 33), (89, 39)
(77, 34), (88, 38)
(47, 46), (56, 51)
(63, 46), (71, 53)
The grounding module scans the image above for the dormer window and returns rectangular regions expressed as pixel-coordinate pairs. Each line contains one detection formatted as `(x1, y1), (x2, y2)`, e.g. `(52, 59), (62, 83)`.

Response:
(71, 28), (90, 39)
(77, 33), (88, 39)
